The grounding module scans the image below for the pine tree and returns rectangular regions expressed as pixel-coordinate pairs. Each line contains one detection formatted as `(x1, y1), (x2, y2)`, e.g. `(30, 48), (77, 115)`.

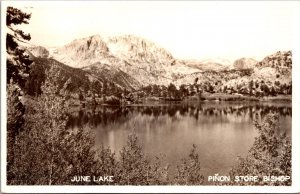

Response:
(6, 6), (32, 183)
(6, 6), (32, 89)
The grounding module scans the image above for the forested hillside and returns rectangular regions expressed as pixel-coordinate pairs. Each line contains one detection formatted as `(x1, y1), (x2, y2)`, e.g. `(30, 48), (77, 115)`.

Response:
(171, 51), (292, 98)
(24, 55), (125, 105)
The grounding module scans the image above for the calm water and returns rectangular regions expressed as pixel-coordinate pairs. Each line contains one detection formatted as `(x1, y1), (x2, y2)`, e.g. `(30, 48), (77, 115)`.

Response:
(67, 101), (291, 182)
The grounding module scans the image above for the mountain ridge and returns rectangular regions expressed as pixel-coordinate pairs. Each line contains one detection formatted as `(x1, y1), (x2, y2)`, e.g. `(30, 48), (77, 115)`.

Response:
(48, 34), (201, 87)
(26, 34), (292, 95)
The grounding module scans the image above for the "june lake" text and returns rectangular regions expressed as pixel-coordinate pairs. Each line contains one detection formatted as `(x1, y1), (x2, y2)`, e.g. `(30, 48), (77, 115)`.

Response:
(71, 176), (114, 183)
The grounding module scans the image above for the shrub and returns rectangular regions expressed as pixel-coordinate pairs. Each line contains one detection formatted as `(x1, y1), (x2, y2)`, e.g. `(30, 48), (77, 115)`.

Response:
(226, 113), (291, 186)
(8, 66), (98, 185)
(7, 82), (25, 184)
(116, 133), (169, 185)
(173, 144), (204, 185)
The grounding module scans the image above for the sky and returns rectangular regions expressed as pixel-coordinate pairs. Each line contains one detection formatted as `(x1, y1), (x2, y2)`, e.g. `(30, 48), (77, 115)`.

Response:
(5, 1), (300, 61)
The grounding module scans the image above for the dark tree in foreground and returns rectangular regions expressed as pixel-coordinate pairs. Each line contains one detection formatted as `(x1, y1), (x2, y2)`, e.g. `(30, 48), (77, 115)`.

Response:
(6, 6), (32, 183)
(6, 6), (32, 89)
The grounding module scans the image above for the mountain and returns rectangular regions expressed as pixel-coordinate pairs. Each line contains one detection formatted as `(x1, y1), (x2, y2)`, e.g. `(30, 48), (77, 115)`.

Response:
(27, 46), (49, 58)
(27, 44), (140, 91)
(49, 34), (200, 87)
(233, 58), (257, 70)
(199, 57), (232, 66)
(50, 35), (110, 68)
(26, 34), (291, 98)
(252, 50), (292, 83)
(24, 49), (125, 98)
(180, 58), (232, 72)
(105, 35), (174, 66)
(256, 51), (292, 70)
(25, 56), (90, 96)
(82, 62), (141, 90)
(174, 51), (292, 96)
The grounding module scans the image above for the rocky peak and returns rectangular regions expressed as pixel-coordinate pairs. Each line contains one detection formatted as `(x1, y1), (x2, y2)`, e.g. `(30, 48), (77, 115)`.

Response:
(64, 34), (109, 54)
(233, 58), (257, 70)
(257, 50), (292, 69)
(27, 46), (49, 58)
(51, 34), (110, 68)
(105, 34), (174, 64)
(50, 33), (177, 69)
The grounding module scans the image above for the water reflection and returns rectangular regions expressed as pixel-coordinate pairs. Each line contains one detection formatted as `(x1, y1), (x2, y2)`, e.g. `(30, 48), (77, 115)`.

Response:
(67, 102), (292, 129)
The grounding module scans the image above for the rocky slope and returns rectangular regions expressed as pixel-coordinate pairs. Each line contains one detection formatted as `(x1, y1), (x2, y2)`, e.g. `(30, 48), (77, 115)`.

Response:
(24, 50), (125, 98)
(49, 34), (200, 87)
(82, 62), (141, 90)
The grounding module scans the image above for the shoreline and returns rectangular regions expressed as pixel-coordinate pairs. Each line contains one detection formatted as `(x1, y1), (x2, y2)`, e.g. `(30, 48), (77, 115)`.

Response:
(23, 94), (292, 108)
(70, 94), (292, 107)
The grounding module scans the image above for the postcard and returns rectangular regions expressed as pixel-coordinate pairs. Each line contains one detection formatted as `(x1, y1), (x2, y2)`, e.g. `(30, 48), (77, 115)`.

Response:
(1, 1), (300, 193)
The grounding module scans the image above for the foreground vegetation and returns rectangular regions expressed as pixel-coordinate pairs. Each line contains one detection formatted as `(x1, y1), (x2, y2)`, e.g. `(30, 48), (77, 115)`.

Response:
(226, 114), (292, 186)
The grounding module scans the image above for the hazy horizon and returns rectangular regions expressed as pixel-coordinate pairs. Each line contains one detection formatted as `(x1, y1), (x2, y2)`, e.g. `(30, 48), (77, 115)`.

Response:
(4, 1), (299, 61)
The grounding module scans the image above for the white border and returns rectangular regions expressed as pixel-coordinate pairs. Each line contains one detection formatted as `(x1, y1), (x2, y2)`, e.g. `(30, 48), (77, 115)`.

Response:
(1, 0), (8, 192)
(1, 1), (300, 193)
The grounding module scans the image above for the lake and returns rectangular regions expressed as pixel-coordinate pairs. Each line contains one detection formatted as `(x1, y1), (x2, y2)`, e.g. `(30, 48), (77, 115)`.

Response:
(66, 101), (291, 184)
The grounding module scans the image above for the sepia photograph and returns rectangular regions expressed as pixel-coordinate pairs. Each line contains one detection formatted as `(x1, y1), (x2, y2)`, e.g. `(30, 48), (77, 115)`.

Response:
(1, 0), (300, 193)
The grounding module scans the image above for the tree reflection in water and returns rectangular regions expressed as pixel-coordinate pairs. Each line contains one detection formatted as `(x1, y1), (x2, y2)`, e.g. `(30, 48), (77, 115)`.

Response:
(66, 102), (292, 129)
